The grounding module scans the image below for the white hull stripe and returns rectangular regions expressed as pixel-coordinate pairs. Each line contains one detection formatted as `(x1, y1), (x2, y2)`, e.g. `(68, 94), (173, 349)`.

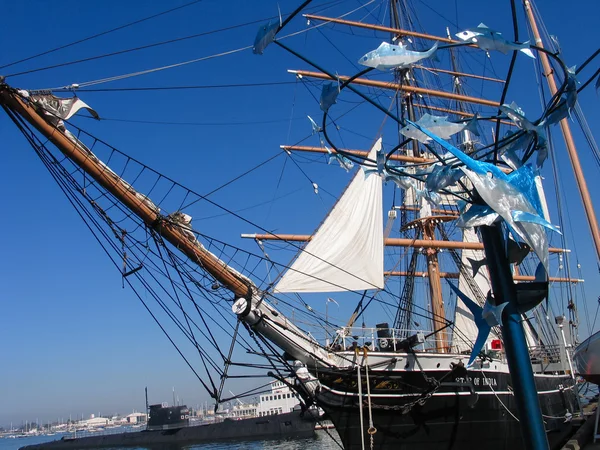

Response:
(320, 383), (576, 398)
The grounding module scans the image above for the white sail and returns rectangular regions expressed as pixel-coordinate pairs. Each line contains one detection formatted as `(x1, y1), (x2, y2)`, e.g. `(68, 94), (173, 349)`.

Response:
(274, 138), (384, 293)
(456, 228), (539, 351)
(454, 228), (493, 352)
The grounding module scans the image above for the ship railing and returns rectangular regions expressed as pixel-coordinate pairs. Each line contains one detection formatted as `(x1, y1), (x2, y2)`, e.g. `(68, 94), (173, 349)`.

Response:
(325, 326), (478, 355)
(62, 425), (142, 440)
(528, 344), (562, 363)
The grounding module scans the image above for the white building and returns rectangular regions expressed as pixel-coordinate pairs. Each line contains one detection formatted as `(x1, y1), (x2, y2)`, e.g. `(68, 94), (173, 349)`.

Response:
(125, 412), (148, 424)
(78, 415), (111, 428)
(256, 380), (300, 417)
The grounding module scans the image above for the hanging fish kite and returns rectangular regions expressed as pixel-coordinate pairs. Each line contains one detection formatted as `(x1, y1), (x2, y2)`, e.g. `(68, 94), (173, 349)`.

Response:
(399, 113), (479, 143)
(497, 131), (531, 170)
(543, 67), (578, 126)
(320, 82), (339, 113)
(358, 41), (438, 71)
(447, 281), (507, 367)
(499, 102), (540, 132)
(467, 239), (531, 277)
(456, 201), (499, 228)
(456, 23), (535, 58)
(307, 115), (322, 134)
(425, 164), (464, 192)
(404, 118), (560, 272)
(325, 146), (354, 172)
(253, 20), (279, 55)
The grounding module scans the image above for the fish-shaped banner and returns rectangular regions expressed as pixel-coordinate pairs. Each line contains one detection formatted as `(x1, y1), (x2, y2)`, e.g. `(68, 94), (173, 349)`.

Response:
(358, 41), (438, 71)
(404, 118), (560, 273)
(253, 20), (279, 55)
(456, 23), (535, 58)
(400, 113), (479, 143)
(320, 82), (339, 113)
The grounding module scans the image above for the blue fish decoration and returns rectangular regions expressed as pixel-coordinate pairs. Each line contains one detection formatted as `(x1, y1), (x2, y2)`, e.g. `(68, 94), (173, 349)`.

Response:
(456, 201), (498, 228)
(544, 67), (578, 126)
(455, 24), (535, 58)
(320, 82), (339, 113)
(253, 20), (279, 55)
(358, 41), (438, 71)
(404, 118), (561, 272)
(307, 115), (322, 134)
(325, 146), (354, 172)
(499, 102), (540, 133)
(425, 164), (464, 192)
(447, 281), (506, 367)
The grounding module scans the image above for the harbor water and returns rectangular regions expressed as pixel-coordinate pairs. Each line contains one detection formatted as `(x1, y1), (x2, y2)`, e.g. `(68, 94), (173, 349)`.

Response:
(0, 430), (340, 450)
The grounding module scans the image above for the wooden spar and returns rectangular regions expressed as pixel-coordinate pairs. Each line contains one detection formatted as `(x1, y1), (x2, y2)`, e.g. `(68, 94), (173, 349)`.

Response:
(412, 103), (515, 127)
(0, 88), (251, 299)
(385, 271), (584, 283)
(282, 144), (513, 173)
(523, 1), (600, 260)
(415, 67), (505, 84)
(280, 145), (432, 164)
(289, 70), (501, 108)
(242, 234), (569, 253)
(421, 220), (447, 351)
(386, 271), (460, 278)
(303, 13), (458, 44)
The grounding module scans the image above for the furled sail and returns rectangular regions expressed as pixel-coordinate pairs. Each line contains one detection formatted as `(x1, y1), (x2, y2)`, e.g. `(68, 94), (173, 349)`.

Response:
(454, 228), (492, 352)
(274, 138), (384, 293)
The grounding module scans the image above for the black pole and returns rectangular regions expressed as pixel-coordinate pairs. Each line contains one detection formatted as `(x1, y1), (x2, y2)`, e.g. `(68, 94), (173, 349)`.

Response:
(479, 224), (549, 449)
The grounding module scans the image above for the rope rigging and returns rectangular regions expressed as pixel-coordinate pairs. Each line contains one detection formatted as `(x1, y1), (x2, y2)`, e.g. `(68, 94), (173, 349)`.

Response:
(1, 1), (597, 433)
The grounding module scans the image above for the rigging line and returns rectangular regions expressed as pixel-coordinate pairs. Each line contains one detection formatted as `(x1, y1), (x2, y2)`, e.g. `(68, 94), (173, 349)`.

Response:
(153, 255), (258, 351)
(0, 0), (205, 71)
(492, 0), (519, 163)
(5, 0), (344, 79)
(576, 67), (600, 94)
(13, 114), (255, 358)
(53, 46), (254, 89)
(181, 148), (288, 210)
(55, 81), (298, 93)
(194, 188), (304, 221)
(28, 107), (395, 295)
(155, 237), (223, 392)
(10, 115), (217, 394)
(32, 127), (239, 353)
(575, 48), (600, 74)
(152, 233), (215, 355)
(8, 23), (255, 79)
(162, 241), (232, 363)
(29, 0), (371, 90)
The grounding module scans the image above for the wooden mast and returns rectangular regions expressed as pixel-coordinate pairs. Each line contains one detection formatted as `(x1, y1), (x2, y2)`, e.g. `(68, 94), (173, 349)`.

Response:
(419, 219), (448, 351)
(0, 88), (251, 299)
(523, 0), (600, 260)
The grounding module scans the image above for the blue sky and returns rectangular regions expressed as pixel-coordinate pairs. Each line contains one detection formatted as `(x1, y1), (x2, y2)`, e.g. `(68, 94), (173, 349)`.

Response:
(0, 0), (598, 426)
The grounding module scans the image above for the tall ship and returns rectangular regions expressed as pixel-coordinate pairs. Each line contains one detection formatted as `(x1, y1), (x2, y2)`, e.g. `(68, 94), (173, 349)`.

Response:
(2, 1), (599, 449)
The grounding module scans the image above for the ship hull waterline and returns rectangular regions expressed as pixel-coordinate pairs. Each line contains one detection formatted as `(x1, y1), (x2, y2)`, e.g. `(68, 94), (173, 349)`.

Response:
(306, 364), (577, 450)
(19, 411), (316, 450)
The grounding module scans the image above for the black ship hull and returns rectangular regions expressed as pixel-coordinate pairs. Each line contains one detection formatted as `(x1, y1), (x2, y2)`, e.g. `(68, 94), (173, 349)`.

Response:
(19, 411), (316, 450)
(313, 367), (577, 450)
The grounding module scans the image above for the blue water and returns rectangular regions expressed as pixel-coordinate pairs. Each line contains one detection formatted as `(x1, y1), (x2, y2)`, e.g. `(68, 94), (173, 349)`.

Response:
(0, 430), (341, 450)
